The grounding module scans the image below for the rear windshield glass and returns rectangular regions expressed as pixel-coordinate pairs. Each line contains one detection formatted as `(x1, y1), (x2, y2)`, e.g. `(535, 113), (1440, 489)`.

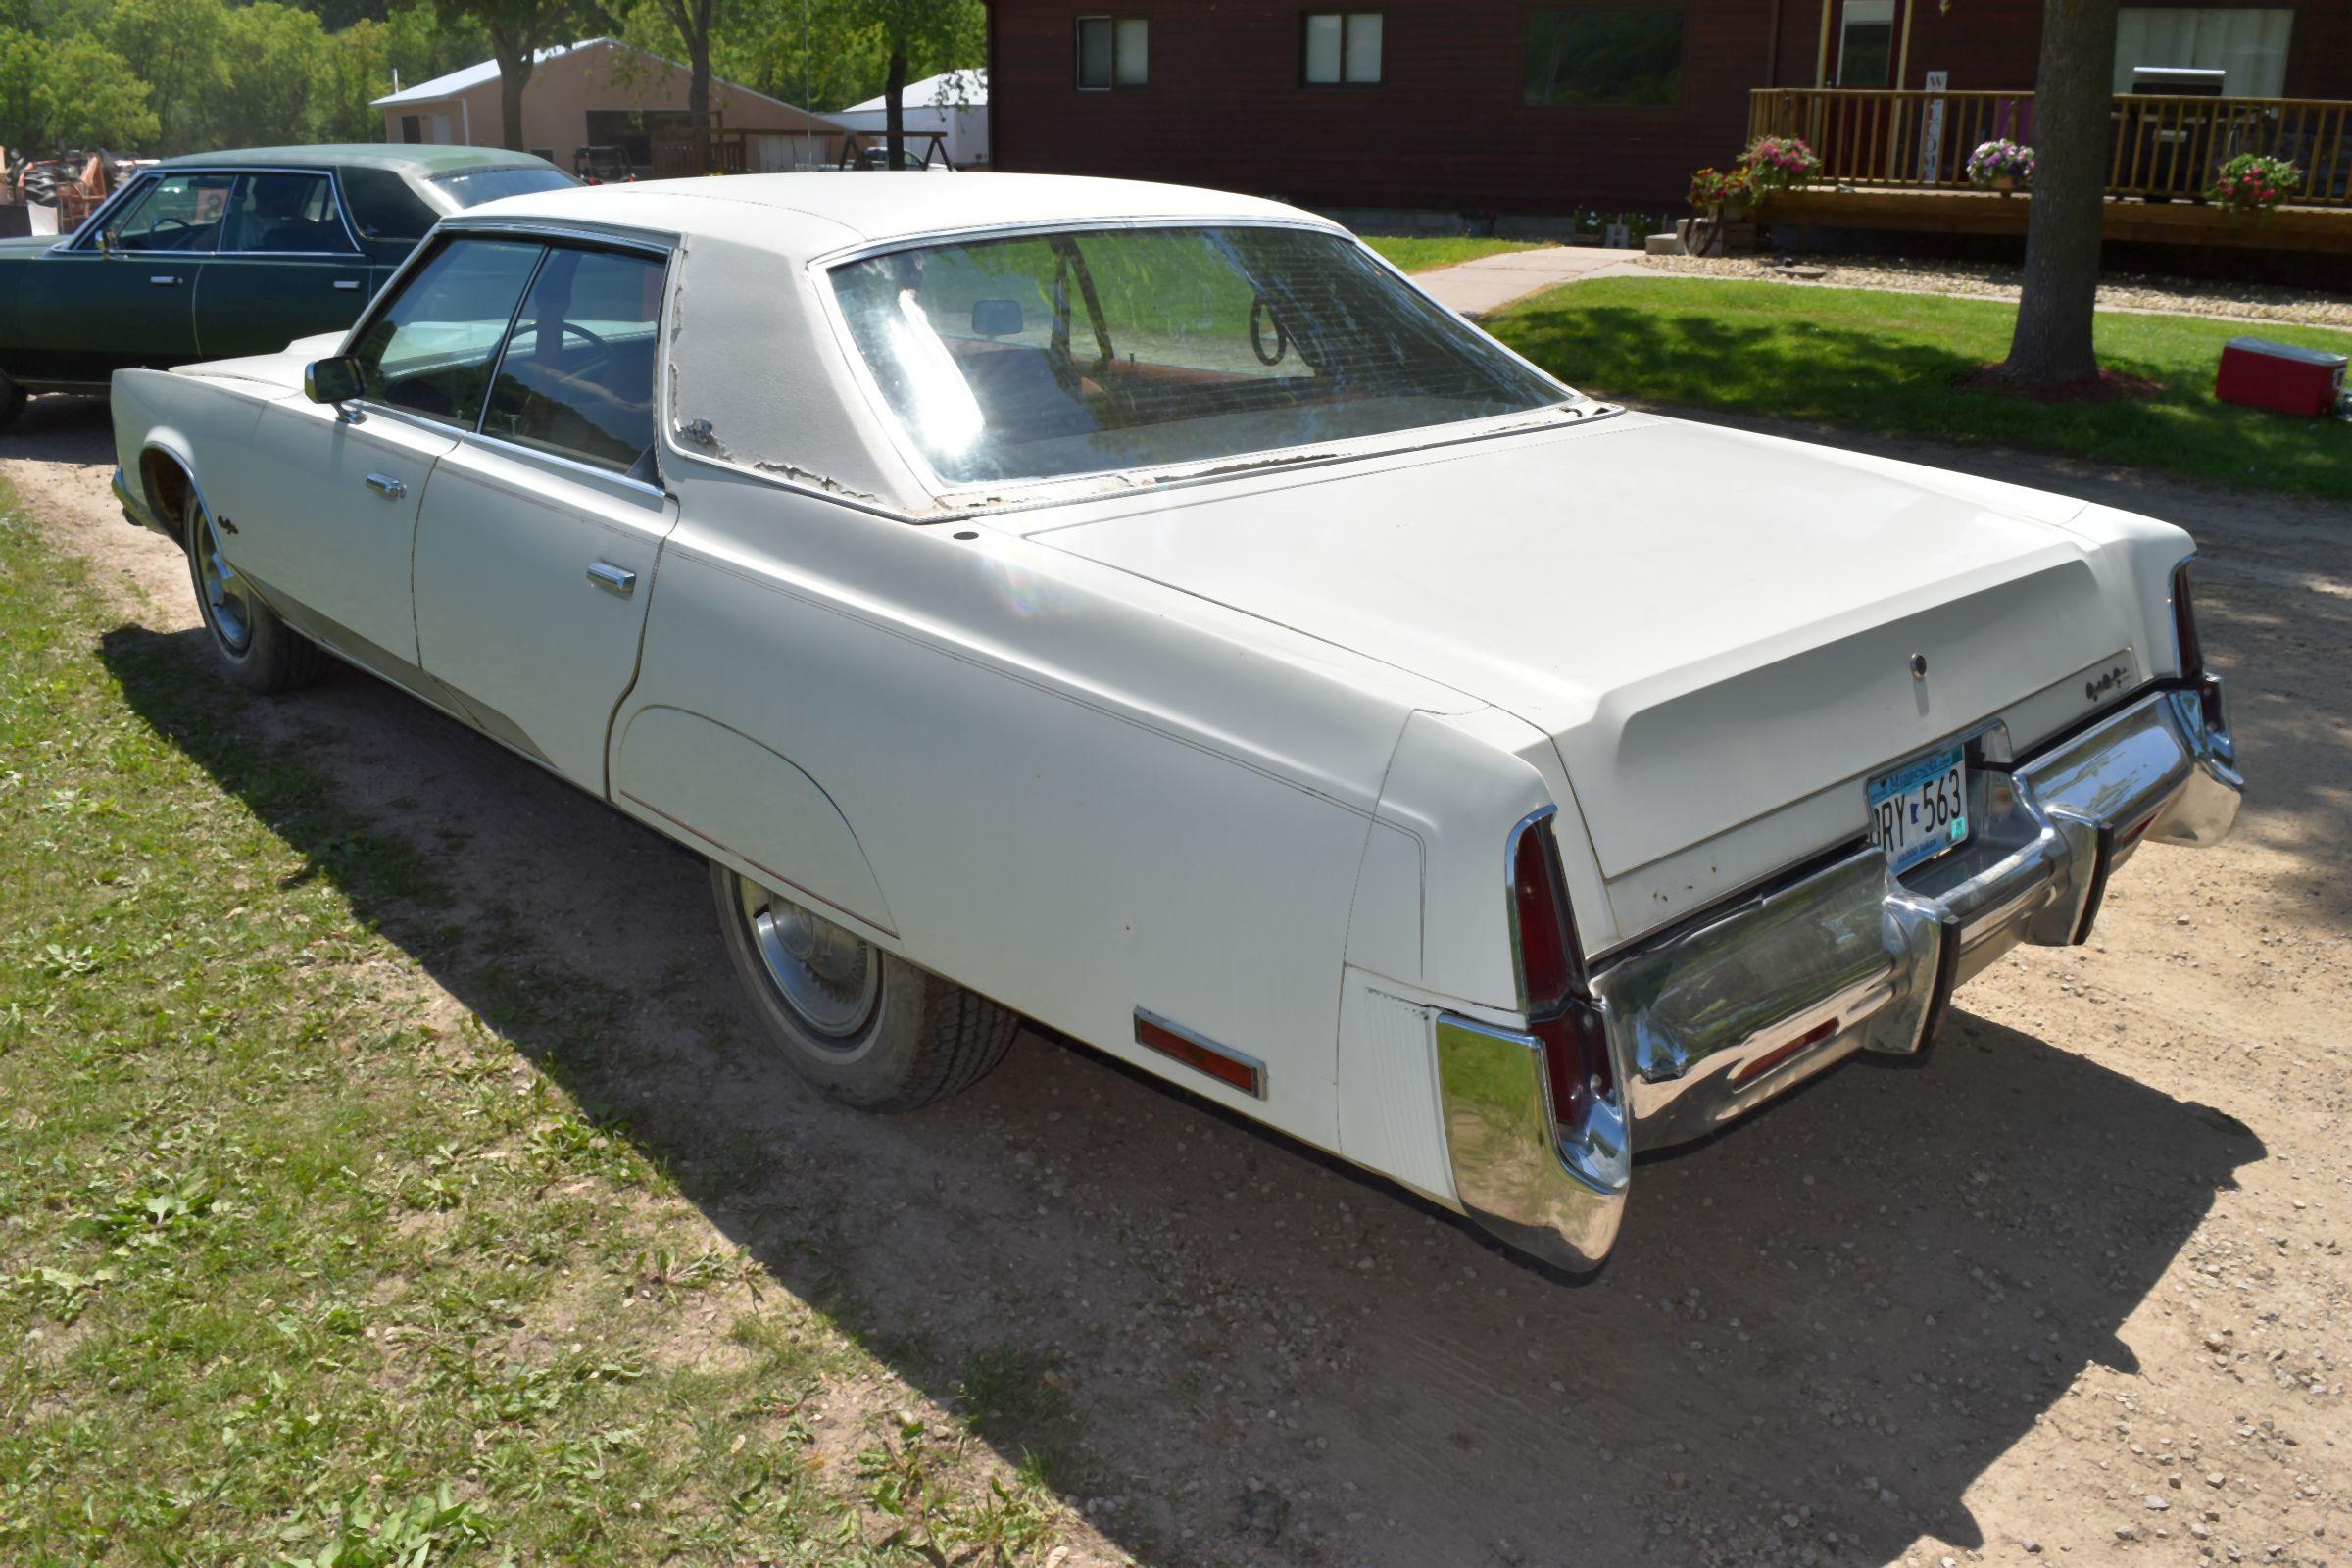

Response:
(430, 165), (579, 209)
(827, 225), (1568, 486)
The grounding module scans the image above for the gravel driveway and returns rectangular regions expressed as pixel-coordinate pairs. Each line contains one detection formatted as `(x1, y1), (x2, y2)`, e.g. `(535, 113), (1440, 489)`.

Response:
(9, 395), (2345, 1568)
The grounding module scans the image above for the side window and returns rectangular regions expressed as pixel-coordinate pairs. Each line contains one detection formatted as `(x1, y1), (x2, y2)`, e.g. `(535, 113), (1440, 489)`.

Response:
(108, 172), (234, 252)
(481, 246), (665, 474)
(1076, 16), (1148, 88)
(340, 167), (440, 243)
(347, 237), (544, 427)
(221, 172), (353, 255)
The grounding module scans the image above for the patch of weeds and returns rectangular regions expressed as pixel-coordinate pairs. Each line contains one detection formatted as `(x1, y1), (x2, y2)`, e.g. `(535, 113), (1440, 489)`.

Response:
(957, 1341), (1065, 1431)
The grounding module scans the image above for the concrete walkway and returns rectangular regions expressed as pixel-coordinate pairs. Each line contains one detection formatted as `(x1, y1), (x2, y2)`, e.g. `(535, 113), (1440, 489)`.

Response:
(1413, 245), (1651, 318)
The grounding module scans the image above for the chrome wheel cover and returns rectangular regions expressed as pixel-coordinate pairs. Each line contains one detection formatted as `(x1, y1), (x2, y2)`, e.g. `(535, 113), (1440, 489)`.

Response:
(196, 511), (252, 654)
(737, 878), (880, 1043)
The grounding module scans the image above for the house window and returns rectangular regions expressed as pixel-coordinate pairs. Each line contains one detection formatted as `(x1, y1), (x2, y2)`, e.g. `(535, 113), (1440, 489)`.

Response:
(1077, 16), (1150, 89)
(399, 114), (425, 144)
(2113, 8), (2291, 96)
(1837, 0), (1894, 87)
(1304, 13), (1384, 86)
(1524, 9), (1685, 107)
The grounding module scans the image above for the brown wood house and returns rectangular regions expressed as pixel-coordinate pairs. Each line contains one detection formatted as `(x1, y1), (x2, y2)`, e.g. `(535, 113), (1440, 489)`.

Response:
(980, 1), (2352, 213)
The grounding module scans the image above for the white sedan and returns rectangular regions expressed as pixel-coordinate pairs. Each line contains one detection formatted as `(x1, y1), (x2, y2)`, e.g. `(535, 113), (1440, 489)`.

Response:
(108, 173), (2242, 1272)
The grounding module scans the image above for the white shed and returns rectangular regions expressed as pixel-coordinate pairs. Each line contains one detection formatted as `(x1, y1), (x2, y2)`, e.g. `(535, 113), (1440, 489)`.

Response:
(830, 70), (989, 169)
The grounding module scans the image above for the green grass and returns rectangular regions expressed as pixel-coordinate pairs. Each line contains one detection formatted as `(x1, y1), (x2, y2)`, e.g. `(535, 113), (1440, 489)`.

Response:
(1487, 277), (2352, 500)
(1361, 235), (1552, 273)
(0, 498), (1072, 1563)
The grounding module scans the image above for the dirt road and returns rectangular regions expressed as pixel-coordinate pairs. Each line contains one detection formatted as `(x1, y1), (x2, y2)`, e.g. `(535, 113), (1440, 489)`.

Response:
(9, 394), (2345, 1568)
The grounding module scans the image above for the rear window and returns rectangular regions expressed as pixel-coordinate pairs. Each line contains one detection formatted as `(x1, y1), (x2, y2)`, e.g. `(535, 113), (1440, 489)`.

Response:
(827, 224), (1568, 487)
(430, 165), (579, 209)
(341, 166), (439, 241)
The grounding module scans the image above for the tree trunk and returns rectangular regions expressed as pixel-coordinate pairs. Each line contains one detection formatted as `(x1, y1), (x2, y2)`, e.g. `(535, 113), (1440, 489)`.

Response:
(1997, 0), (2120, 387)
(885, 44), (907, 169)
(688, 33), (712, 130)
(495, 34), (532, 152)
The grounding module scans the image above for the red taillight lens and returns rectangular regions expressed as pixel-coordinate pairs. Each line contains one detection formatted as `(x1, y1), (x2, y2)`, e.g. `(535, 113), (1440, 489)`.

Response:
(1512, 815), (1612, 1131)
(2172, 563), (2204, 679)
(1511, 818), (1574, 1006)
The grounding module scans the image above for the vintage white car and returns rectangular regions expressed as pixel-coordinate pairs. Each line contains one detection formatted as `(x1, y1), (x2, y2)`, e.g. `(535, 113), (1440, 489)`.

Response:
(109, 173), (2241, 1272)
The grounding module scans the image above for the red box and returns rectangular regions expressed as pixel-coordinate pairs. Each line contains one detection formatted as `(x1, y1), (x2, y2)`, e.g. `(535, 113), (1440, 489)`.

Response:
(2215, 337), (2346, 417)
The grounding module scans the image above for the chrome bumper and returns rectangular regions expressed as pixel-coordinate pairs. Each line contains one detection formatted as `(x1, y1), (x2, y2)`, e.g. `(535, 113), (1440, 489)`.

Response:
(1437, 683), (2240, 1272)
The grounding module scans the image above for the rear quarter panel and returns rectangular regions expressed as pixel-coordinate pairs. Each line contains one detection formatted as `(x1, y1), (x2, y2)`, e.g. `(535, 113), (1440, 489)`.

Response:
(612, 465), (1481, 1152)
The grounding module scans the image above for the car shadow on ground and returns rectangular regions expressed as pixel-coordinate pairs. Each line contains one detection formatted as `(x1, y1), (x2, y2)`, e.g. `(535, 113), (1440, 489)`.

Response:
(94, 610), (2262, 1566)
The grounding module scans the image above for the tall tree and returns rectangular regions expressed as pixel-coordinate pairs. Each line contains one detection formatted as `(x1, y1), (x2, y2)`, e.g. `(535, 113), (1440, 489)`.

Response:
(1993, 0), (2121, 389)
(859, 0), (981, 165)
(648, 0), (719, 144)
(433, 0), (581, 150)
(107, 0), (228, 152)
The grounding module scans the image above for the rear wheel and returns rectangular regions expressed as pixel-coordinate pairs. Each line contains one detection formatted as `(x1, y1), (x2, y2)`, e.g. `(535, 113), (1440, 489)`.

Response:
(710, 862), (1016, 1111)
(184, 489), (323, 694)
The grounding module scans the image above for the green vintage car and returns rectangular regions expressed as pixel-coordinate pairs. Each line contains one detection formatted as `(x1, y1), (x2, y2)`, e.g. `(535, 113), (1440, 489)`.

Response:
(0, 144), (576, 430)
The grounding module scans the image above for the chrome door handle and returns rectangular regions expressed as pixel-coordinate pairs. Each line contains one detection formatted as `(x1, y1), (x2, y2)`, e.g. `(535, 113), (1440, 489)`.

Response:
(148, 274), (181, 286)
(585, 561), (637, 597)
(332, 278), (363, 291)
(364, 472), (406, 500)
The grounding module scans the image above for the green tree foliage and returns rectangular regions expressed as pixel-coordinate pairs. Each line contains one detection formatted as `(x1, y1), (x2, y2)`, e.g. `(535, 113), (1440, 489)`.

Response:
(0, 0), (981, 158)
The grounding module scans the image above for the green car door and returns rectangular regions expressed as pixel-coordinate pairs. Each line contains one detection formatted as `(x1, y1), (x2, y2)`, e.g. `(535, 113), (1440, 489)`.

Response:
(9, 170), (227, 385)
(193, 172), (381, 361)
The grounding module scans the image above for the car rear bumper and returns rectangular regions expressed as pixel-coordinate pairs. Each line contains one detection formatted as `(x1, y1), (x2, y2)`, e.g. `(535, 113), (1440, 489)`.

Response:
(1436, 681), (2240, 1272)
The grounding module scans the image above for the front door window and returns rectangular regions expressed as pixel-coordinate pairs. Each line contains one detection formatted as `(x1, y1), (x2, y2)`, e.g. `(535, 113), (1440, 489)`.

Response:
(106, 172), (234, 252)
(347, 237), (544, 427)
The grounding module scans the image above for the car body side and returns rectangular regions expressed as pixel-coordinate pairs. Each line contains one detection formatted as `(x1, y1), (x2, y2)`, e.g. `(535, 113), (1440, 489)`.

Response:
(107, 180), (2238, 1265)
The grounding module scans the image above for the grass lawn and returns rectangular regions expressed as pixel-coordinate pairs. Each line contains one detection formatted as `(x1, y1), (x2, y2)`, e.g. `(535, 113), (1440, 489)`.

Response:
(1361, 235), (1551, 273)
(1487, 277), (2352, 501)
(0, 497), (1070, 1562)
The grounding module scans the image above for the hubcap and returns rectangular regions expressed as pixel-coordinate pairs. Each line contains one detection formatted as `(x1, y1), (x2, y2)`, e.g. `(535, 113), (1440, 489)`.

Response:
(738, 879), (879, 1043)
(197, 511), (252, 654)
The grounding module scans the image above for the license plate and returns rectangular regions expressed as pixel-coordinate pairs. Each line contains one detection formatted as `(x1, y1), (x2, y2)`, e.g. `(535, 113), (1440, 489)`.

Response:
(1867, 745), (1970, 874)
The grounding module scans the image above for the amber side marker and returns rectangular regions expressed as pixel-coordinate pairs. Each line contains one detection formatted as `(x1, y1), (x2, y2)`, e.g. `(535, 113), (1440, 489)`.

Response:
(1134, 1010), (1266, 1099)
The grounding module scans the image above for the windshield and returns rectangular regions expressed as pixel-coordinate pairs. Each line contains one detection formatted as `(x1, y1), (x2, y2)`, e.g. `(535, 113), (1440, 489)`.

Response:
(827, 224), (1570, 486)
(430, 165), (579, 209)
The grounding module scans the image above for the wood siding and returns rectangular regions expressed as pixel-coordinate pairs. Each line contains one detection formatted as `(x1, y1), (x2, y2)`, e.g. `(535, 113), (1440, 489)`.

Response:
(987, 0), (2349, 211)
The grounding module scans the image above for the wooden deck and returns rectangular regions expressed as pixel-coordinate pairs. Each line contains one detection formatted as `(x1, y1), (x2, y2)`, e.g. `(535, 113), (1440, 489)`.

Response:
(1761, 187), (2352, 253)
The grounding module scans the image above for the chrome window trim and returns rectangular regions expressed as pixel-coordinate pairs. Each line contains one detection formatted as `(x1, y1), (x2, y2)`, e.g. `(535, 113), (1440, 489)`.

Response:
(798, 216), (1603, 515)
(458, 426), (667, 499)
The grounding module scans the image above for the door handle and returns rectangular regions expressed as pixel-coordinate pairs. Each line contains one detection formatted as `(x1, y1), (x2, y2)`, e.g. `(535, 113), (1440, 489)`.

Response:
(148, 274), (182, 286)
(332, 278), (363, 291)
(364, 472), (406, 500)
(585, 561), (637, 597)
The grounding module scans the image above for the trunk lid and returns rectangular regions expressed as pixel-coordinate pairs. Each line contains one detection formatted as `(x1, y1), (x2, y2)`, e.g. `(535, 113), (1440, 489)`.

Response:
(1030, 414), (2133, 880)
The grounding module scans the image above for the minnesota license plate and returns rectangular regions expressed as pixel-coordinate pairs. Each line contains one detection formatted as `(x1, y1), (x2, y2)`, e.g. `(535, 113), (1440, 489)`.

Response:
(1867, 745), (1970, 874)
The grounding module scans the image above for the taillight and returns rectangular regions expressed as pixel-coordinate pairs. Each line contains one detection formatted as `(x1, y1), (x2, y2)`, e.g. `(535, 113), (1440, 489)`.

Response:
(2172, 561), (2227, 731)
(2172, 562), (2204, 679)
(1510, 813), (1612, 1133)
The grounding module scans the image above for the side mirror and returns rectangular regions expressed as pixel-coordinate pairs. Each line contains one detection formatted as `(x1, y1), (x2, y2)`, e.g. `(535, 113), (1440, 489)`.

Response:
(92, 226), (114, 255)
(304, 354), (365, 410)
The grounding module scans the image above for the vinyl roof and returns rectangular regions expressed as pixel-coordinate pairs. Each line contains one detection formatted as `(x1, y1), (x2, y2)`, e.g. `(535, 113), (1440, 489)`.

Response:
(462, 171), (1328, 262)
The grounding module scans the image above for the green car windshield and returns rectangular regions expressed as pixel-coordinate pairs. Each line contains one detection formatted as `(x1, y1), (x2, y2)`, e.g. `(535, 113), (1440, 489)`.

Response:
(828, 224), (1569, 486)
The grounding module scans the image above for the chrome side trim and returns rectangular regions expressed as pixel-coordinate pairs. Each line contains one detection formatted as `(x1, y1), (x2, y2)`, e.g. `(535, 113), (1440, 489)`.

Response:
(1435, 1014), (1629, 1273)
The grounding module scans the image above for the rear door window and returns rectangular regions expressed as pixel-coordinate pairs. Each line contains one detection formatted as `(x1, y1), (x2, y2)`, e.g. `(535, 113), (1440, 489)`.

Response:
(220, 172), (355, 255)
(480, 246), (665, 473)
(347, 236), (544, 427)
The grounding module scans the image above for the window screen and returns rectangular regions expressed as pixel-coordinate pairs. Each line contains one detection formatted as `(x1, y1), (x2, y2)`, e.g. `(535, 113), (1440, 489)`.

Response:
(2113, 8), (2292, 95)
(1078, 16), (1148, 87)
(350, 237), (543, 427)
(481, 247), (664, 474)
(1524, 9), (1685, 107)
(1305, 13), (1384, 85)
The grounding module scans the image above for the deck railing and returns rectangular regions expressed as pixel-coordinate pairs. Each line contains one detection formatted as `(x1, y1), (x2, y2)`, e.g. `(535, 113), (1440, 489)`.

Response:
(1747, 88), (2352, 207)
